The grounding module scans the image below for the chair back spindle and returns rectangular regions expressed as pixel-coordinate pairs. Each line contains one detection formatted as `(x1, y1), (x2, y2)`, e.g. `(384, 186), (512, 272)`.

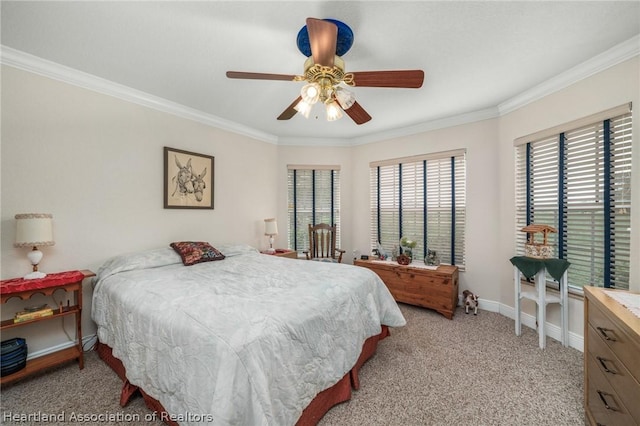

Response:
(305, 223), (344, 263)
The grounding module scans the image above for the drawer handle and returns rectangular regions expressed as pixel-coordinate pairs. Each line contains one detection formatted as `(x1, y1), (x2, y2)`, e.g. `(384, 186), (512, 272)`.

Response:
(596, 326), (617, 342)
(596, 356), (617, 375)
(597, 390), (620, 412)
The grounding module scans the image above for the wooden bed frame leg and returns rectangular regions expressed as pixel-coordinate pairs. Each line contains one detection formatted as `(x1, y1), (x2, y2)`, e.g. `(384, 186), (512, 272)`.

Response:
(140, 389), (179, 426)
(120, 380), (140, 407)
(349, 326), (390, 391)
(296, 374), (352, 426)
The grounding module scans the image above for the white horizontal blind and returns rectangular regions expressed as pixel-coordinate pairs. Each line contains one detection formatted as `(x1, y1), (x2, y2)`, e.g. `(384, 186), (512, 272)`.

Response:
(402, 162), (425, 257)
(453, 155), (467, 266)
(370, 151), (466, 267)
(514, 146), (529, 254)
(372, 164), (401, 255)
(370, 167), (378, 255)
(289, 169), (312, 251)
(287, 168), (340, 252)
(530, 136), (560, 256)
(564, 122), (605, 287)
(514, 111), (632, 290)
(609, 114), (632, 288)
(426, 158), (452, 263)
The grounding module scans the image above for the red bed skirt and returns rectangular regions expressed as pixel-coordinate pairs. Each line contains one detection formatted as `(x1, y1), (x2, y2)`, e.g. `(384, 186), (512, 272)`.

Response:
(96, 325), (389, 426)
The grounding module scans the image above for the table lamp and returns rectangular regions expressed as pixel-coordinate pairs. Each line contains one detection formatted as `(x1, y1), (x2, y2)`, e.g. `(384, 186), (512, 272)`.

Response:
(14, 213), (55, 279)
(264, 218), (278, 253)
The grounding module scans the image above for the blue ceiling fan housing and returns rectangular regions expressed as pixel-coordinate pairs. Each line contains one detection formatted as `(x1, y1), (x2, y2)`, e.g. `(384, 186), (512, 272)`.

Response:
(296, 19), (354, 57)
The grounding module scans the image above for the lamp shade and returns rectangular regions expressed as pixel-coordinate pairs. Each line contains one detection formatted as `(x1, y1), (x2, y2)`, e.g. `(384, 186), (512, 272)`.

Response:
(264, 218), (278, 236)
(14, 213), (55, 247)
(300, 83), (321, 104)
(294, 100), (313, 118)
(325, 100), (343, 121)
(335, 86), (356, 110)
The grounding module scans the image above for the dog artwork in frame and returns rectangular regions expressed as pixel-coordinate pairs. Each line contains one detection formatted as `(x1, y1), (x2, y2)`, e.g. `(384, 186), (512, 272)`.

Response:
(463, 290), (479, 315)
(164, 147), (214, 209)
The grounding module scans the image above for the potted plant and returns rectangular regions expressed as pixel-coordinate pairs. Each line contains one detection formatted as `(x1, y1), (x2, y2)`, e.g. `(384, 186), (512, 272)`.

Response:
(399, 237), (417, 261)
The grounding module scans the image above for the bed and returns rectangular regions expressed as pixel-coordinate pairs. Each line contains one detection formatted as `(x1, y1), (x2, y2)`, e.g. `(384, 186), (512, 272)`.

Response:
(91, 244), (406, 426)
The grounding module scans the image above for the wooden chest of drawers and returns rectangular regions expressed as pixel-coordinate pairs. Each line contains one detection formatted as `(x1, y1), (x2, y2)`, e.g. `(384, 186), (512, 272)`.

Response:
(584, 286), (640, 426)
(354, 260), (459, 319)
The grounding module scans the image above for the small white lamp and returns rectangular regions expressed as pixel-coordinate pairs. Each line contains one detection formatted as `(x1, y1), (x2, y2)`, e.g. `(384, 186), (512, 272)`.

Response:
(264, 218), (278, 254)
(14, 213), (55, 279)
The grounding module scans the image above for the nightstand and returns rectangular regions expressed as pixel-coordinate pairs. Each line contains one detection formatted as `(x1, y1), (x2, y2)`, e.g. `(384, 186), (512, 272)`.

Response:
(0, 269), (95, 385)
(261, 249), (299, 259)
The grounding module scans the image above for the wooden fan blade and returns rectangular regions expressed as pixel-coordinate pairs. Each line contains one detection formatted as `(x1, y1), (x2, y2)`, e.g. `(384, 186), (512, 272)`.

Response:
(277, 96), (302, 120)
(306, 18), (337, 68)
(351, 70), (425, 88)
(344, 101), (372, 125)
(226, 71), (297, 81)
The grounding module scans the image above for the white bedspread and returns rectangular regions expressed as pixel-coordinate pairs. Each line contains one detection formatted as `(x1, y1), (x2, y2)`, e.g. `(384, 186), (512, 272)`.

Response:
(92, 245), (405, 426)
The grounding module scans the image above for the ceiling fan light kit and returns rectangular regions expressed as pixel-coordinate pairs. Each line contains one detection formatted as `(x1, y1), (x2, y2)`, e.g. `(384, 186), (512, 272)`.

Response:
(325, 100), (343, 121)
(293, 98), (313, 118)
(334, 86), (356, 110)
(227, 18), (424, 125)
(300, 82), (321, 104)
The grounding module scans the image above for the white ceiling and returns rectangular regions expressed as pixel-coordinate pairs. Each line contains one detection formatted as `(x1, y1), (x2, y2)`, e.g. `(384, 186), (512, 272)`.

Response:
(2, 1), (639, 144)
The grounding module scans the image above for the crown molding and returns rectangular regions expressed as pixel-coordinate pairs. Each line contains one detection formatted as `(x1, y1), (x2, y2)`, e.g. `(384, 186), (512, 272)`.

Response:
(279, 106), (499, 147)
(498, 34), (640, 115)
(350, 107), (500, 146)
(277, 136), (352, 147)
(278, 107), (499, 147)
(3, 34), (638, 147)
(0, 46), (279, 144)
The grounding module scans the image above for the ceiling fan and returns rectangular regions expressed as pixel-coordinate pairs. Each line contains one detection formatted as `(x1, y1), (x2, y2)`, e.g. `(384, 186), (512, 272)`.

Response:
(226, 18), (424, 125)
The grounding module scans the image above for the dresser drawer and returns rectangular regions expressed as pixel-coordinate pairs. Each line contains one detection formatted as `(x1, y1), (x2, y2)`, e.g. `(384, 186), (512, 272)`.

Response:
(588, 301), (640, 381)
(586, 353), (636, 426)
(588, 324), (640, 423)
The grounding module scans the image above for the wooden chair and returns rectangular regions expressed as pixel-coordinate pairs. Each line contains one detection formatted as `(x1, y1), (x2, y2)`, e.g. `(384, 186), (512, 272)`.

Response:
(304, 223), (345, 263)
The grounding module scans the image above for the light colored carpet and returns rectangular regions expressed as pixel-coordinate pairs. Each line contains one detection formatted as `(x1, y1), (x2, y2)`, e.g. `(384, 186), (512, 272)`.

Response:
(320, 305), (584, 425)
(1, 304), (584, 425)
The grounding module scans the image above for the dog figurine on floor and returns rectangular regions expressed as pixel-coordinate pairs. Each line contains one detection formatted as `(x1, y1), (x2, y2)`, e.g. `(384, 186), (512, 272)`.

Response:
(463, 290), (479, 315)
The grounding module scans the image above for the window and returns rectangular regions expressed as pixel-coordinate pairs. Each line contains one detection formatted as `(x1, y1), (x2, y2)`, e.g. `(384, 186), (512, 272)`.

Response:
(370, 150), (466, 267)
(287, 166), (340, 252)
(515, 105), (632, 290)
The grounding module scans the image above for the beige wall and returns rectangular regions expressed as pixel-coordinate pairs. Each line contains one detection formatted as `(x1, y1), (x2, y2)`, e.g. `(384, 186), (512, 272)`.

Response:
(1, 66), (279, 351)
(1, 56), (638, 354)
(496, 57), (640, 340)
(350, 118), (501, 301)
(348, 57), (639, 348)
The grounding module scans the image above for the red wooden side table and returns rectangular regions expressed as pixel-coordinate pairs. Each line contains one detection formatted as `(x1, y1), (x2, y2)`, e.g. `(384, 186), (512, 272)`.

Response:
(1, 269), (95, 385)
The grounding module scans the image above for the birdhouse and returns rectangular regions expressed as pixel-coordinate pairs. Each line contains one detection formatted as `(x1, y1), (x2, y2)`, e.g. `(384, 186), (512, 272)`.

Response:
(521, 224), (556, 259)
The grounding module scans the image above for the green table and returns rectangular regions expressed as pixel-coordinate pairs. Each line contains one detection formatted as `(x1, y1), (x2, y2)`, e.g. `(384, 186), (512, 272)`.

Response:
(510, 256), (570, 349)
(509, 256), (570, 282)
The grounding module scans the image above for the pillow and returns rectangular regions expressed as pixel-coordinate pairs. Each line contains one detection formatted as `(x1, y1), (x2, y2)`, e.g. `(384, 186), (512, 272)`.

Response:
(95, 248), (183, 285)
(214, 243), (259, 257)
(170, 241), (225, 266)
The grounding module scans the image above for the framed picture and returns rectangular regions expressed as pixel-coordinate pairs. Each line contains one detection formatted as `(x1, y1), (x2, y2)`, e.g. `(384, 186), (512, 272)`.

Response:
(164, 147), (214, 209)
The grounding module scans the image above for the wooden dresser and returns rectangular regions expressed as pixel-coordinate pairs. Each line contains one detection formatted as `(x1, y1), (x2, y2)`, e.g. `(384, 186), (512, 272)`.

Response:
(583, 286), (640, 426)
(354, 260), (459, 319)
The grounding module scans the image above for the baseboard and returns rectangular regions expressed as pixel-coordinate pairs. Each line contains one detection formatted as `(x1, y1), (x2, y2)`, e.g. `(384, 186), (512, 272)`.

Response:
(498, 303), (584, 352)
(458, 295), (584, 352)
(26, 334), (97, 361)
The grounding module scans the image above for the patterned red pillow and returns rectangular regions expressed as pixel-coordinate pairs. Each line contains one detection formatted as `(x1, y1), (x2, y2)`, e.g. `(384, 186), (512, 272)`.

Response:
(170, 241), (225, 266)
